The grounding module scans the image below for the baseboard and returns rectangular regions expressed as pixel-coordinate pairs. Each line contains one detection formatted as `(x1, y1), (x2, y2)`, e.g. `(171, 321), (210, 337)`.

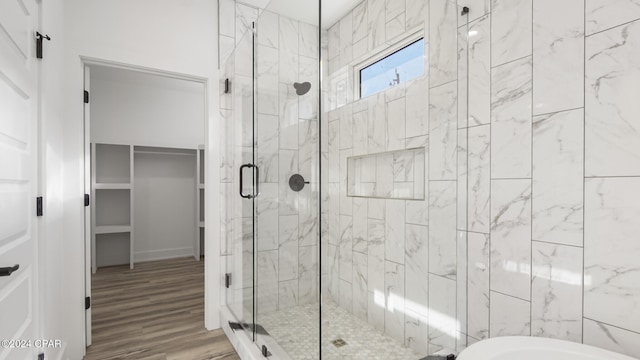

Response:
(133, 247), (194, 262)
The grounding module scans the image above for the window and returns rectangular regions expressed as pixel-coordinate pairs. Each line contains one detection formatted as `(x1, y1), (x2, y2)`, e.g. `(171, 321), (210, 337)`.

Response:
(359, 38), (425, 98)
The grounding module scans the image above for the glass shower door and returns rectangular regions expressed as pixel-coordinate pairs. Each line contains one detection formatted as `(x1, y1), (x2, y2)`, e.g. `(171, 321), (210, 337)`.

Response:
(222, 21), (257, 343)
(253, 0), (321, 358)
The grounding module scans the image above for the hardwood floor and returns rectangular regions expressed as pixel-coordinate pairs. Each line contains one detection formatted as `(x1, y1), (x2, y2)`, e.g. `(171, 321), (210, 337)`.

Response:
(85, 257), (240, 360)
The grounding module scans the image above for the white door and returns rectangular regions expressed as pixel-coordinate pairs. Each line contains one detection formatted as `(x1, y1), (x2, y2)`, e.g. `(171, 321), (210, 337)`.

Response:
(0, 0), (40, 359)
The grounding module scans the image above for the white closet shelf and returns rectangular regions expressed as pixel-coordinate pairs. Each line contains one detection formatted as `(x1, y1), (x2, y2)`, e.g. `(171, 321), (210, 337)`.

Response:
(95, 225), (132, 234)
(95, 183), (132, 190)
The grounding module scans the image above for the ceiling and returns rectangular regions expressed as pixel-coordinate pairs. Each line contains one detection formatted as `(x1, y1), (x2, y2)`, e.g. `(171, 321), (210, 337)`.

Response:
(238, 0), (361, 28)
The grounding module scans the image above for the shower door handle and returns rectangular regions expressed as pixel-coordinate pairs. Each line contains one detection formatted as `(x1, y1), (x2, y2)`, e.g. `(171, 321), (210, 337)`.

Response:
(239, 164), (260, 199)
(239, 164), (254, 199)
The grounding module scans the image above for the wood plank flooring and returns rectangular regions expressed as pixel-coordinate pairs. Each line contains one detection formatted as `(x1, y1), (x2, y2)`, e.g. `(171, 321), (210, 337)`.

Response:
(85, 257), (240, 360)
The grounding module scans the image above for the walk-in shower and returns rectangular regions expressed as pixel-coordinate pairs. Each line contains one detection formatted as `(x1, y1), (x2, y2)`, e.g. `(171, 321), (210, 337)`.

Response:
(219, 0), (471, 358)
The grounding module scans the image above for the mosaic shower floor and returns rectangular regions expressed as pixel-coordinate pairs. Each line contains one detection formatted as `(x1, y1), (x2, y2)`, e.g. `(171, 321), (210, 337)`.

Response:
(259, 300), (420, 360)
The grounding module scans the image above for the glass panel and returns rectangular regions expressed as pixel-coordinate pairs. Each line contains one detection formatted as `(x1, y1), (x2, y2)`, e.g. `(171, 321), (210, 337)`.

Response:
(321, 0), (469, 358)
(253, 0), (320, 358)
(221, 21), (256, 343)
(360, 39), (426, 98)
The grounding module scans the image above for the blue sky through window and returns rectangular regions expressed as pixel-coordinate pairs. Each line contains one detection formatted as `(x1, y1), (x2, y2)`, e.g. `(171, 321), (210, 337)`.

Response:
(360, 38), (425, 98)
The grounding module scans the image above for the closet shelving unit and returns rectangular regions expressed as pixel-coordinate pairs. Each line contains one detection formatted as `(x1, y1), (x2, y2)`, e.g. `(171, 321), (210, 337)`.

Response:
(196, 144), (204, 260)
(91, 143), (134, 273)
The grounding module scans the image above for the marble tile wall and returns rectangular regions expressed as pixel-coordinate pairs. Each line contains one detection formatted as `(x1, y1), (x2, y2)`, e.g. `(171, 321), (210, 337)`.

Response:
(323, 0), (640, 358)
(219, 1), (320, 317)
(323, 0), (466, 356)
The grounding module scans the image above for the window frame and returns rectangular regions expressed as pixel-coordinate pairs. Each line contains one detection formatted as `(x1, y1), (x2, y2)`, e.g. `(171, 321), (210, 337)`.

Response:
(353, 30), (426, 100)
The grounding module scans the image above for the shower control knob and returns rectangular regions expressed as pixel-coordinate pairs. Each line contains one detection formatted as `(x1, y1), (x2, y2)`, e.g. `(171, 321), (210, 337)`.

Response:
(289, 174), (309, 192)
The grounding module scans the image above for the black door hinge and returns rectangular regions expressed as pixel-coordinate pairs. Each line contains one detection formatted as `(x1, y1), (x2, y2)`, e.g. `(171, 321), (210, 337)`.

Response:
(261, 345), (270, 357)
(85, 194), (90, 207)
(85, 296), (91, 310)
(224, 78), (231, 94)
(38, 353), (44, 360)
(84, 90), (89, 104)
(225, 273), (232, 288)
(36, 196), (43, 217)
(35, 32), (51, 60)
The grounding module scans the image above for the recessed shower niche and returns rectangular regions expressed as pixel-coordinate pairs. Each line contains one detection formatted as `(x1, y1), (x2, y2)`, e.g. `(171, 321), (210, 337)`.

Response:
(347, 147), (426, 199)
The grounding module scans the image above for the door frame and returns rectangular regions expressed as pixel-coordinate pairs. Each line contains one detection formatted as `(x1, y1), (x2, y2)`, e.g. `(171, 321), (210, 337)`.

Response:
(80, 56), (213, 346)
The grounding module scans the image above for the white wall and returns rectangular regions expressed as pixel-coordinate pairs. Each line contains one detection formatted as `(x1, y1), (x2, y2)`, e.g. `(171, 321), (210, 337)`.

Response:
(90, 66), (205, 149)
(40, 0), (69, 358)
(133, 152), (198, 262)
(63, 1), (220, 358)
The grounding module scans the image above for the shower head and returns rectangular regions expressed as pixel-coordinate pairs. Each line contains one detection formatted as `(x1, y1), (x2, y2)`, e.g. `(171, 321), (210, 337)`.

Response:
(293, 82), (311, 96)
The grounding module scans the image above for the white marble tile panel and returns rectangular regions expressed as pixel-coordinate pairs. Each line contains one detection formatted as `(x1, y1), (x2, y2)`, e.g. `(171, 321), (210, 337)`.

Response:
(369, 92), (388, 153)
(468, 14), (491, 127)
(368, 0), (387, 50)
(279, 17), (299, 85)
(340, 149), (353, 215)
(353, 1), (368, 43)
(468, 125), (491, 233)
(279, 215), (299, 281)
(375, 152), (394, 198)
(353, 251), (369, 321)
(299, 245), (318, 304)
(368, 291), (386, 332)
(299, 22), (318, 59)
(405, 224), (429, 309)
(385, 200), (406, 264)
(386, 0), (405, 21)
(586, 0), (640, 35)
(585, 177), (640, 333)
(385, 261), (405, 343)
(468, 232), (490, 340)
(406, 199), (429, 226)
(257, 113), (279, 183)
(490, 179), (532, 300)
(583, 318), (640, 359)
(328, 184), (340, 245)
(386, 13), (407, 41)
(405, 76), (429, 137)
(279, 83), (299, 151)
(258, 250), (279, 286)
(532, 109), (584, 246)
(406, 0), (428, 29)
(368, 219), (386, 295)
(532, 0), (584, 115)
(328, 22), (340, 60)
(257, 10), (278, 49)
(328, 119), (340, 183)
(278, 279), (298, 310)
(491, 56), (532, 179)
(430, 0), (458, 87)
(429, 81), (458, 181)
(257, 183), (279, 251)
(491, 0), (532, 66)
(257, 45), (279, 116)
(387, 97), (406, 151)
(299, 56), (319, 120)
(298, 186), (318, 247)
(585, 20), (640, 176)
(353, 109), (369, 155)
(340, 279), (353, 312)
(339, 215), (353, 283)
(353, 197), (368, 254)
(428, 274), (457, 353)
(340, 104), (353, 149)
(340, 13), (354, 67)
(429, 181), (457, 278)
(368, 198), (386, 220)
(531, 241), (583, 342)
(489, 292), (531, 337)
